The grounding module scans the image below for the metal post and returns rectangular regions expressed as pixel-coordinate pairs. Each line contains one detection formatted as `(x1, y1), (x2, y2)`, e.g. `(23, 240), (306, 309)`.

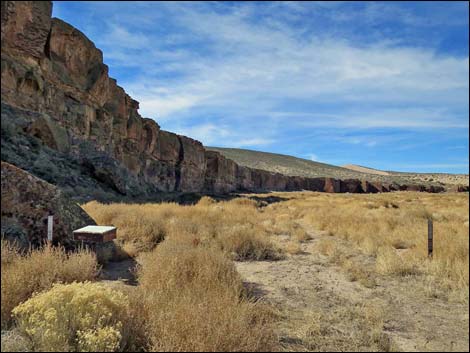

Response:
(47, 215), (53, 243)
(427, 218), (433, 258)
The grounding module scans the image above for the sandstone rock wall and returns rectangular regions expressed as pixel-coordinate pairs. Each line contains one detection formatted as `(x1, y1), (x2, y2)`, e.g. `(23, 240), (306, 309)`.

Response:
(1, 1), (447, 197)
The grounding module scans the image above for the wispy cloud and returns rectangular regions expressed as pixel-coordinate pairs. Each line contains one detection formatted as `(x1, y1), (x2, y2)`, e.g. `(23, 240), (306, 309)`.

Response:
(173, 123), (275, 148)
(307, 153), (319, 162)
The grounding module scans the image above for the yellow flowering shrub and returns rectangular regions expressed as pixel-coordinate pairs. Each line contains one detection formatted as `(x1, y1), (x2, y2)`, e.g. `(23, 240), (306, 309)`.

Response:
(12, 282), (127, 352)
(77, 326), (123, 352)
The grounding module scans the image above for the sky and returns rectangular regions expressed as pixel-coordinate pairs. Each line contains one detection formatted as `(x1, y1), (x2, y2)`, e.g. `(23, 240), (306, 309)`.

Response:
(53, 1), (469, 173)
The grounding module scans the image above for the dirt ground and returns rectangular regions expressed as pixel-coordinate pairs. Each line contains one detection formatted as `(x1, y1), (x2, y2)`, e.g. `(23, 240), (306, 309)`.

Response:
(100, 258), (137, 284)
(236, 227), (469, 352)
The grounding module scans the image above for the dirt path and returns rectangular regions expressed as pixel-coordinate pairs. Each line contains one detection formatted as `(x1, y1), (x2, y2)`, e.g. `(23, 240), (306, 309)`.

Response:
(99, 258), (138, 285)
(236, 229), (469, 352)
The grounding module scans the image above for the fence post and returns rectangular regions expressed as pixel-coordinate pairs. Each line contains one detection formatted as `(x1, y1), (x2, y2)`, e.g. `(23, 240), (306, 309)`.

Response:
(427, 218), (433, 258)
(47, 215), (53, 243)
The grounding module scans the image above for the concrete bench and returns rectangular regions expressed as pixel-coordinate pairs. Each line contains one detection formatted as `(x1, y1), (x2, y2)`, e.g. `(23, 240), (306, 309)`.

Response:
(73, 225), (117, 243)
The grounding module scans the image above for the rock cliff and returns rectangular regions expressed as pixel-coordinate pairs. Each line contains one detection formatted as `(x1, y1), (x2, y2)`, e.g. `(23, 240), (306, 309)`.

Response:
(1, 1), (447, 198)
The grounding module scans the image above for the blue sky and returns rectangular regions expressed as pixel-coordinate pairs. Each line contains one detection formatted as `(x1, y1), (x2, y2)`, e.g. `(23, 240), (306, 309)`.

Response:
(53, 1), (469, 173)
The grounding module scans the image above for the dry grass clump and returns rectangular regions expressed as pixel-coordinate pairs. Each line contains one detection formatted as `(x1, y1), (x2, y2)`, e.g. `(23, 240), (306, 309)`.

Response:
(197, 195), (217, 206)
(341, 259), (377, 288)
(317, 238), (345, 263)
(219, 225), (284, 261)
(316, 238), (376, 287)
(227, 197), (259, 208)
(134, 237), (278, 352)
(292, 226), (311, 242)
(375, 246), (420, 276)
(1, 240), (99, 329)
(303, 301), (394, 352)
(83, 198), (283, 261)
(138, 236), (244, 296)
(285, 240), (302, 255)
(0, 329), (32, 352)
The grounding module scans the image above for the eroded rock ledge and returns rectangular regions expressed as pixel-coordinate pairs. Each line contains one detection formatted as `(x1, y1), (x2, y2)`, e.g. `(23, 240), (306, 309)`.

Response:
(1, 1), (450, 197)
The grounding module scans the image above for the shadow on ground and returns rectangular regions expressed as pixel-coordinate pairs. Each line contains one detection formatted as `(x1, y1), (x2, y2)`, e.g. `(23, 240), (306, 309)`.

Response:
(76, 191), (293, 206)
(243, 281), (270, 301)
(99, 258), (138, 285)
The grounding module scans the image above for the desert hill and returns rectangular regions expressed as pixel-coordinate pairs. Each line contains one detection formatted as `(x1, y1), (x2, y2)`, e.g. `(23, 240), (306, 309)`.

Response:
(209, 147), (469, 187)
(342, 164), (390, 176)
(207, 147), (369, 179)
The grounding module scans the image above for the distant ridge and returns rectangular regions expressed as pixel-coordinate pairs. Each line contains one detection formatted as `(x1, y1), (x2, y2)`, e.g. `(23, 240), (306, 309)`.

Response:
(206, 147), (366, 179)
(342, 164), (390, 176)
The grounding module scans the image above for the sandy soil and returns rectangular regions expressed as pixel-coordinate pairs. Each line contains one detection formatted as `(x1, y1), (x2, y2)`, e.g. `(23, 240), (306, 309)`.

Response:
(236, 228), (469, 352)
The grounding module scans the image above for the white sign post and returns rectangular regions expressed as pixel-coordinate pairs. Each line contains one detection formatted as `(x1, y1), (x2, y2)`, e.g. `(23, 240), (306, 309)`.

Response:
(47, 215), (53, 243)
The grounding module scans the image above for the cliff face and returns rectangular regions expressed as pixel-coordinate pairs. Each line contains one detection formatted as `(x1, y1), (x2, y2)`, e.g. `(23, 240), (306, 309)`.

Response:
(0, 1), (446, 197)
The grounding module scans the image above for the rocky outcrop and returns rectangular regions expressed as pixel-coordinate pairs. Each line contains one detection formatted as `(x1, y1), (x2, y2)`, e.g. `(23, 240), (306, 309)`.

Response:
(0, 1), (450, 198)
(452, 185), (470, 192)
(1, 161), (96, 248)
(1, 1), (52, 59)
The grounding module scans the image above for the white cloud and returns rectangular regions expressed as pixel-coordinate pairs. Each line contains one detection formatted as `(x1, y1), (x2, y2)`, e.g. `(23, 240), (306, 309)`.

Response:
(308, 153), (319, 161)
(172, 123), (275, 148)
(173, 123), (230, 145)
(102, 24), (150, 50)
(292, 108), (468, 130)
(137, 94), (206, 120)
(233, 138), (275, 147)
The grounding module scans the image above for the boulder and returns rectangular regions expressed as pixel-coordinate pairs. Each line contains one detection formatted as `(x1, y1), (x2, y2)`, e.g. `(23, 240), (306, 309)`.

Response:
(1, 161), (95, 248)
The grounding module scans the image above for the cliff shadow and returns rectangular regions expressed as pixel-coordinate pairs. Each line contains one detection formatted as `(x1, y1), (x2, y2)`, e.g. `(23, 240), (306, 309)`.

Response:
(74, 191), (293, 206)
(173, 192), (293, 206)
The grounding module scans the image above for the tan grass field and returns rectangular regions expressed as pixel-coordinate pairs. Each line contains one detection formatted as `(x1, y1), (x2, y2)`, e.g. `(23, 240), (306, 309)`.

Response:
(272, 191), (469, 301)
(1, 191), (469, 351)
(82, 191), (469, 302)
